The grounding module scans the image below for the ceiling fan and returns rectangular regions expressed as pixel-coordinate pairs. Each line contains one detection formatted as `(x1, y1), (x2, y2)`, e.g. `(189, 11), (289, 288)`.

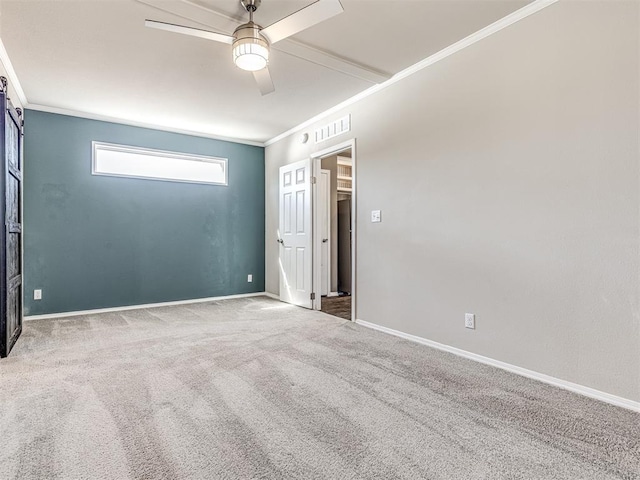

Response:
(145, 0), (344, 96)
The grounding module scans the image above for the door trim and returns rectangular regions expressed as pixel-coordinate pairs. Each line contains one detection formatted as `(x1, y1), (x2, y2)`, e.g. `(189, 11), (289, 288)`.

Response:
(319, 169), (331, 297)
(311, 138), (357, 321)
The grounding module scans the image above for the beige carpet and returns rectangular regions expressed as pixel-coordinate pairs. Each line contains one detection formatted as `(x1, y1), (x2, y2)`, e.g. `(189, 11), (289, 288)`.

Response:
(1, 296), (638, 479)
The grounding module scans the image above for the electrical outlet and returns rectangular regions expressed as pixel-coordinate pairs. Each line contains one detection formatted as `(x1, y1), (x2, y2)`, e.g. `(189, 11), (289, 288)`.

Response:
(34, 289), (42, 300)
(465, 313), (475, 329)
(371, 210), (381, 223)
(247, 274), (253, 283)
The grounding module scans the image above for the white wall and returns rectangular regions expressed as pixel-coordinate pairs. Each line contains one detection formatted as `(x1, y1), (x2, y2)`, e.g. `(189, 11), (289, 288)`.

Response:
(265, 1), (640, 403)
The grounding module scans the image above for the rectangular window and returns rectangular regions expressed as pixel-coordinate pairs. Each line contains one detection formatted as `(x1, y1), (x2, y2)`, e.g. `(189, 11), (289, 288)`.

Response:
(92, 142), (227, 186)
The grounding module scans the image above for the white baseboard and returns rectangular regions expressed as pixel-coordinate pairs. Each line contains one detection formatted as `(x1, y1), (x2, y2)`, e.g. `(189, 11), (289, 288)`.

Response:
(327, 292), (340, 298)
(25, 292), (268, 321)
(355, 319), (640, 413)
(263, 292), (280, 300)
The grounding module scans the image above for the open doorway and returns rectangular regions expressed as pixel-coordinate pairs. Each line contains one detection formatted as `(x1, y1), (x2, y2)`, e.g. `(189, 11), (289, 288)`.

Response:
(316, 147), (353, 320)
(277, 139), (355, 319)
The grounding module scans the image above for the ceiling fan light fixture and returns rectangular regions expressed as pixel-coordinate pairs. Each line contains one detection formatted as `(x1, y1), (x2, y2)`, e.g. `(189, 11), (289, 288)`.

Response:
(146, 0), (346, 94)
(232, 23), (269, 72)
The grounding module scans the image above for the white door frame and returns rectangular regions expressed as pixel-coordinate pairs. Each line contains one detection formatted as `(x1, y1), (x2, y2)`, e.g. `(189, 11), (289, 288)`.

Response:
(319, 169), (331, 297)
(311, 138), (357, 321)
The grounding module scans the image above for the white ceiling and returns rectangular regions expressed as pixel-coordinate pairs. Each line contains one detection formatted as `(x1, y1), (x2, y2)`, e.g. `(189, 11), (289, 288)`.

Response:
(0, 0), (529, 144)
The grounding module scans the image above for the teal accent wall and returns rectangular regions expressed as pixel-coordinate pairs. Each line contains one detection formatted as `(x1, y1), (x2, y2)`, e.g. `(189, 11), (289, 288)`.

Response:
(23, 110), (265, 315)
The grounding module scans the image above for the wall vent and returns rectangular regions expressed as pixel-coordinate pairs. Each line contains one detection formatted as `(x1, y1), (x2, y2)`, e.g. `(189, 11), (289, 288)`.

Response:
(315, 115), (350, 143)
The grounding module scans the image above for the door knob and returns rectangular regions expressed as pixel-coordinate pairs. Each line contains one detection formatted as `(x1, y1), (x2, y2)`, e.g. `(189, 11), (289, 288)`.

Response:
(322, 238), (328, 243)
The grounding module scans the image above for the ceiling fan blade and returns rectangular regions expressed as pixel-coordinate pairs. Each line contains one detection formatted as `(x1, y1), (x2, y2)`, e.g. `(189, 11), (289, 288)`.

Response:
(144, 20), (234, 45)
(261, 0), (344, 45)
(273, 40), (390, 84)
(253, 68), (275, 96)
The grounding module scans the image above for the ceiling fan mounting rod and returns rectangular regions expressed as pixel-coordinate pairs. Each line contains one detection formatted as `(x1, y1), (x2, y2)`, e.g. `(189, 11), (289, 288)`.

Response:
(241, 0), (260, 23)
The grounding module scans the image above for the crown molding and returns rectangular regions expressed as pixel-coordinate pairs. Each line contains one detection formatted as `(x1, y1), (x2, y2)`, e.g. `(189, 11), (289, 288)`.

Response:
(0, 38), (28, 107)
(1, 0), (558, 149)
(265, 0), (559, 147)
(26, 103), (266, 147)
(0, 36), (265, 147)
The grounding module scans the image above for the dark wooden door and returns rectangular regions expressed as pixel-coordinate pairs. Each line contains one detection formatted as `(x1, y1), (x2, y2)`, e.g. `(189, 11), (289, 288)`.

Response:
(0, 77), (23, 358)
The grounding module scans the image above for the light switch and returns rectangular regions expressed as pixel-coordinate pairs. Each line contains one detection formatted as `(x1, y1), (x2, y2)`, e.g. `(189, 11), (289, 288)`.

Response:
(371, 210), (381, 223)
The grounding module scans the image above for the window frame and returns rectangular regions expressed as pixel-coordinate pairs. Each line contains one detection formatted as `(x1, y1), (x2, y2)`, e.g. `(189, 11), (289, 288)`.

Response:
(91, 141), (228, 186)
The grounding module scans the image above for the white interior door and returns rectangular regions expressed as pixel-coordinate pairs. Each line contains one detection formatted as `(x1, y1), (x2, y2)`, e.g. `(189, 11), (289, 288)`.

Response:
(279, 159), (313, 308)
(319, 169), (330, 296)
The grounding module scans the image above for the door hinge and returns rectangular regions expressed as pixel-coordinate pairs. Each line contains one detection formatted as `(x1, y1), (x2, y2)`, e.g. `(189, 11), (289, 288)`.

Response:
(310, 292), (316, 300)
(311, 176), (317, 185)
